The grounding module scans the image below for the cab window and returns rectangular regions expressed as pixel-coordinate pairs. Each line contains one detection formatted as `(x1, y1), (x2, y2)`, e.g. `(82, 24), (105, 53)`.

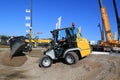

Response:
(58, 30), (66, 41)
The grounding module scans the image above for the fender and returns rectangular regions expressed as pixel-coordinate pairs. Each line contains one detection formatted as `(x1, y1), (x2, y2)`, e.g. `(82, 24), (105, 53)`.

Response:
(63, 48), (81, 58)
(45, 49), (55, 59)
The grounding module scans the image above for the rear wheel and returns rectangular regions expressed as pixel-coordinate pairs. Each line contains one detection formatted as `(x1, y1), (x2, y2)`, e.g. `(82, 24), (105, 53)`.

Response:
(39, 55), (52, 68)
(65, 52), (79, 65)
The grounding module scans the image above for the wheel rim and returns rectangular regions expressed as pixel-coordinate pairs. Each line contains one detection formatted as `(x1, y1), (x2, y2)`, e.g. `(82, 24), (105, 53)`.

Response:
(42, 57), (51, 67)
(66, 55), (74, 64)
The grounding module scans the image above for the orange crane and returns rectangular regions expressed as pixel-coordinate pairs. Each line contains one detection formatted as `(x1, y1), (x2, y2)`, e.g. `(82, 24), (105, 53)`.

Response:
(92, 0), (120, 52)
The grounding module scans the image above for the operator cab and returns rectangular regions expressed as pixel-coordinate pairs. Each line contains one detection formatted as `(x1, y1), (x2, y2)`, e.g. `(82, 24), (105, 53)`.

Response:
(50, 27), (77, 57)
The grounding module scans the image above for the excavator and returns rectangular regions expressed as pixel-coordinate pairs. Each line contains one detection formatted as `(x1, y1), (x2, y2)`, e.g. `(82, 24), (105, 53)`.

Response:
(25, 38), (51, 48)
(9, 36), (51, 57)
(92, 0), (120, 52)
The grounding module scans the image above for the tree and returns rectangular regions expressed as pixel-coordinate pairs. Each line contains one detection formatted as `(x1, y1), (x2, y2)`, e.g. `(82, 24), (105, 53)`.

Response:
(26, 34), (30, 39)
(0, 35), (11, 45)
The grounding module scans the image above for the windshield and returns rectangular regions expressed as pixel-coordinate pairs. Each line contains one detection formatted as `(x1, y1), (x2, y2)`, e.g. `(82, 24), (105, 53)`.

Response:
(58, 30), (66, 41)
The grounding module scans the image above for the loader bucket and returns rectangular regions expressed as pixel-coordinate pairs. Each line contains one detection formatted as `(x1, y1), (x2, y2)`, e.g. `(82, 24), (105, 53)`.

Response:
(9, 36), (27, 57)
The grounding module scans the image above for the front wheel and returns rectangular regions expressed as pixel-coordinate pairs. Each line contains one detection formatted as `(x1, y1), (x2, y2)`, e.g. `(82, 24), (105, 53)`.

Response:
(39, 55), (52, 68)
(65, 52), (79, 65)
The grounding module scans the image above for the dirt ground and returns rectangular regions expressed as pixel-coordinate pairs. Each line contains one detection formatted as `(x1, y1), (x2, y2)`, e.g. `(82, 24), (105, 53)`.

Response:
(0, 48), (120, 80)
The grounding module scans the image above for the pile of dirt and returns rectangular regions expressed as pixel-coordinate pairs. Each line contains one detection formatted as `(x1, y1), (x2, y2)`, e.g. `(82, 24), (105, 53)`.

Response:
(1, 51), (27, 67)
(1, 49), (120, 80)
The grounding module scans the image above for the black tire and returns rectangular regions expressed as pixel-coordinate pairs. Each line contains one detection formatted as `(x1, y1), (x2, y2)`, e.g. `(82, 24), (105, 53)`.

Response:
(39, 55), (52, 68)
(65, 52), (79, 65)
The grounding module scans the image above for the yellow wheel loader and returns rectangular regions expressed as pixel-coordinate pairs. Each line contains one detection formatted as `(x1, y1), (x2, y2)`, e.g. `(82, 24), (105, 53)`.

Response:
(39, 26), (91, 68)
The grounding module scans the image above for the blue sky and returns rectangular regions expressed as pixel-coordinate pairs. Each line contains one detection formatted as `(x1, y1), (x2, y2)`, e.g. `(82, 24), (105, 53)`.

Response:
(0, 0), (120, 42)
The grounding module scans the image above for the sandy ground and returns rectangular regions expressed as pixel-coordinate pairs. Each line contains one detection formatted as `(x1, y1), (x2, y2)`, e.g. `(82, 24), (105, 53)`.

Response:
(0, 48), (120, 80)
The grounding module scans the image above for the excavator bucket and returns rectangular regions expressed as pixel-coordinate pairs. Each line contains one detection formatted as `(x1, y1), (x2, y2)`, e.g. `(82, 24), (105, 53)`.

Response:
(9, 36), (28, 57)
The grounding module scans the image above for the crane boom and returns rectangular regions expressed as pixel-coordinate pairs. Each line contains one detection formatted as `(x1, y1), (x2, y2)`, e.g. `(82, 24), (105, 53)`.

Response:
(98, 0), (112, 43)
(92, 0), (119, 52)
